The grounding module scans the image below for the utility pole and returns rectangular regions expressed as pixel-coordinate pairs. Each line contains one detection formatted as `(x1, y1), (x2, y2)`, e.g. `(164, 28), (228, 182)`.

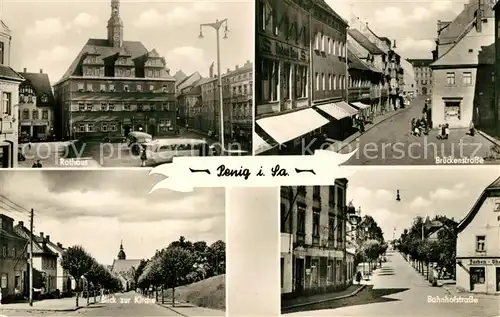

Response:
(29, 208), (34, 306)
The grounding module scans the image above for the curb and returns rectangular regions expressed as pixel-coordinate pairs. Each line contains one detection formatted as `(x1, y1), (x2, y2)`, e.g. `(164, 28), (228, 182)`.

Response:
(282, 284), (366, 310)
(478, 130), (500, 147)
(158, 304), (188, 317)
(0, 306), (82, 312)
(339, 106), (412, 152)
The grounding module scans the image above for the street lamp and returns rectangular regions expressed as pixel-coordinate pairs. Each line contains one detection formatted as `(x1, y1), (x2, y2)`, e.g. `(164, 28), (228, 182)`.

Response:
(199, 19), (229, 153)
(396, 189), (401, 202)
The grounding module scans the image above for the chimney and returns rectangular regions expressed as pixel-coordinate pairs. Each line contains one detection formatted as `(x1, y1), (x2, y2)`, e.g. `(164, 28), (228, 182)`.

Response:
(235, 65), (239, 69)
(437, 20), (441, 34)
(227, 68), (230, 73)
(23, 68), (26, 73)
(57, 242), (62, 248)
(209, 63), (214, 78)
(45, 235), (50, 242)
(40, 69), (43, 74)
(19, 221), (23, 227)
(40, 232), (44, 238)
(246, 60), (250, 65)
(476, 1), (483, 33)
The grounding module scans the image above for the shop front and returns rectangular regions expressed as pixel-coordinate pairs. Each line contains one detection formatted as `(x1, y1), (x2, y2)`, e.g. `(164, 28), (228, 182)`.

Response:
(314, 102), (358, 142)
(456, 258), (500, 294)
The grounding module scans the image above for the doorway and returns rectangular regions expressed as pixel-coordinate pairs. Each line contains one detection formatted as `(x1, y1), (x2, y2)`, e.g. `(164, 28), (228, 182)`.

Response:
(294, 258), (304, 293)
(124, 125), (131, 136)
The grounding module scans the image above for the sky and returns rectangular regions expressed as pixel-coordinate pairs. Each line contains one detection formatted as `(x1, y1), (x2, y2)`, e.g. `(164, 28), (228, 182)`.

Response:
(328, 0), (473, 59)
(3, 0), (253, 84)
(0, 170), (225, 265)
(346, 166), (499, 241)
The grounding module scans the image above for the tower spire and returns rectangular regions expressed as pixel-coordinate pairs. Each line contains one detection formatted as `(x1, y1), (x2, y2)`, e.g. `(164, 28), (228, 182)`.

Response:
(117, 240), (126, 260)
(107, 0), (123, 47)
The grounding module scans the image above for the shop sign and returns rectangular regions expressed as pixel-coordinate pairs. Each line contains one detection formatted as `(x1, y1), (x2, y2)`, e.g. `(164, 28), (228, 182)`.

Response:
(259, 37), (308, 62)
(468, 259), (500, 265)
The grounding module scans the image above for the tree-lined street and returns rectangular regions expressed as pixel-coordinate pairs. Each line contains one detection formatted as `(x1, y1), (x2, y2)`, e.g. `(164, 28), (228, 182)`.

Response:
(285, 250), (498, 317)
(338, 96), (500, 165)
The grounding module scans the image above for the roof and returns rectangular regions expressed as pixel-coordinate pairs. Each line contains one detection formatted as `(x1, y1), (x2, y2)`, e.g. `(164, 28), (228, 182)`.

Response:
(347, 49), (370, 71)
(0, 65), (24, 82)
(348, 29), (384, 55)
(56, 39), (175, 84)
(457, 176), (500, 233)
(176, 72), (202, 93)
(478, 43), (495, 65)
(19, 72), (55, 106)
(111, 259), (142, 273)
(196, 77), (217, 86)
(313, 0), (349, 26)
(173, 70), (187, 83)
(229, 62), (253, 77)
(13, 225), (58, 256)
(430, 17), (491, 67)
(407, 59), (434, 67)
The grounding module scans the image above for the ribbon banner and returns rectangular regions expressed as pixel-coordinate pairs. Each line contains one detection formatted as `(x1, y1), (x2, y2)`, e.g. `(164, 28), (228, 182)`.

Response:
(149, 150), (357, 193)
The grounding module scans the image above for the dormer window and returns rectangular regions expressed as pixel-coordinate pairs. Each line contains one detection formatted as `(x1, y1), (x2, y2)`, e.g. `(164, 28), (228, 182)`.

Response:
(41, 94), (48, 103)
(77, 83), (84, 92)
(137, 85), (142, 92)
(147, 70), (153, 77)
(124, 85), (129, 92)
(155, 70), (160, 77)
(149, 85), (154, 91)
(100, 84), (106, 92)
(162, 85), (168, 92)
(109, 84), (115, 92)
(86, 84), (93, 92)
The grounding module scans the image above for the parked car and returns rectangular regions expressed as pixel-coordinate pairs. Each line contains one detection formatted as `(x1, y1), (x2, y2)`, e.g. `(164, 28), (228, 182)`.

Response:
(103, 135), (126, 143)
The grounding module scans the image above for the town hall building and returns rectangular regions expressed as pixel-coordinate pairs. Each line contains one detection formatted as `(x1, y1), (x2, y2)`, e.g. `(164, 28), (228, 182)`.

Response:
(53, 0), (177, 140)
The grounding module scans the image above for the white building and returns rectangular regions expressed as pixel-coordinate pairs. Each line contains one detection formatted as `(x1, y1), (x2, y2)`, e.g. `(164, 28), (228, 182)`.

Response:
(45, 240), (75, 294)
(456, 176), (500, 294)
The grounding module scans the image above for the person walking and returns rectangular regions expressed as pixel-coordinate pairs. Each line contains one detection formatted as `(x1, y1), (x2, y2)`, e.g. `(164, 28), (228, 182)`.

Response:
(469, 120), (475, 136)
(140, 147), (147, 167)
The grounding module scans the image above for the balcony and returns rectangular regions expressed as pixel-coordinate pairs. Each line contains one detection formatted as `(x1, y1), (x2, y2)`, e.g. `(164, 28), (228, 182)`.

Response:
(348, 87), (370, 101)
(0, 117), (15, 134)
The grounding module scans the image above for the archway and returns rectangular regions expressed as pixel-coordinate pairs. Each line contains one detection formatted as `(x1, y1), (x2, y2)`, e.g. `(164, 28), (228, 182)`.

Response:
(422, 87), (428, 95)
(124, 125), (131, 136)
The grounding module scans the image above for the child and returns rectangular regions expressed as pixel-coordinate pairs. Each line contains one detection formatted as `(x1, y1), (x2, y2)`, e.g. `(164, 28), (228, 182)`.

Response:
(444, 124), (450, 140)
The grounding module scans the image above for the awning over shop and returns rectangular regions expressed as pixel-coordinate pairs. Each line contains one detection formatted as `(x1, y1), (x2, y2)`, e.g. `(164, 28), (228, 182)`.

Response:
(335, 101), (358, 116)
(351, 102), (370, 110)
(253, 133), (276, 155)
(256, 108), (329, 145)
(316, 103), (350, 120)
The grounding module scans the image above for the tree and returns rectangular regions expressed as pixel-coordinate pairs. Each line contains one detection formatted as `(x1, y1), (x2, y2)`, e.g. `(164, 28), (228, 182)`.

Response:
(60, 245), (94, 307)
(361, 239), (381, 272)
(207, 240), (225, 276)
(134, 260), (148, 290)
(85, 261), (106, 304)
(159, 246), (195, 306)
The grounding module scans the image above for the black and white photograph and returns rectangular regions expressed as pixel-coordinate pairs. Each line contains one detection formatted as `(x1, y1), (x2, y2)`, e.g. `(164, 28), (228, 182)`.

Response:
(280, 167), (499, 316)
(254, 0), (500, 165)
(0, 170), (225, 316)
(0, 0), (253, 169)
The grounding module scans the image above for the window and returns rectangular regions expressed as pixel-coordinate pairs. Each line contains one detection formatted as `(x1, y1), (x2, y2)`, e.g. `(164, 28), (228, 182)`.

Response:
(126, 69), (131, 77)
(150, 85), (154, 91)
(327, 260), (334, 282)
(42, 110), (49, 120)
(328, 214), (335, 241)
(336, 187), (344, 209)
(101, 103), (107, 111)
(78, 123), (85, 132)
(329, 186), (335, 206)
(155, 70), (160, 77)
(12, 247), (16, 258)
(137, 104), (143, 111)
(108, 104), (115, 111)
(470, 267), (485, 284)
(446, 72), (455, 85)
(315, 72), (319, 91)
(77, 83), (84, 91)
(0, 42), (4, 64)
(86, 104), (93, 111)
(332, 41), (336, 55)
(297, 204), (306, 233)
(476, 236), (485, 252)
(321, 73), (325, 90)
(110, 122), (117, 132)
(86, 83), (93, 92)
(2, 245), (6, 257)
(78, 103), (85, 111)
(101, 122), (108, 132)
(333, 75), (337, 90)
(32, 109), (39, 120)
(294, 65), (307, 99)
(321, 34), (325, 51)
(315, 33), (320, 50)
(124, 105), (131, 111)
(260, 59), (279, 102)
(444, 101), (461, 121)
(283, 63), (291, 100)
(147, 70), (153, 77)
(312, 208), (320, 242)
(328, 74), (332, 90)
(313, 186), (320, 199)
(41, 94), (48, 103)
(280, 258), (284, 288)
(124, 85), (129, 92)
(109, 84), (115, 92)
(463, 72), (472, 85)
(162, 86), (168, 93)
(2, 92), (11, 115)
(100, 84), (106, 92)
(87, 123), (94, 132)
(327, 38), (331, 54)
(1, 273), (7, 288)
(137, 84), (142, 92)
(22, 109), (29, 119)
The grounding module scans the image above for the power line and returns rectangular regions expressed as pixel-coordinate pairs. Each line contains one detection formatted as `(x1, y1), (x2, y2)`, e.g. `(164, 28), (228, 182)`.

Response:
(0, 195), (31, 214)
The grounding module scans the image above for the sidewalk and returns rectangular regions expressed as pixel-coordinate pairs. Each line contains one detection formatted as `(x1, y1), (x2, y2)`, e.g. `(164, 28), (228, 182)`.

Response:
(328, 106), (411, 152)
(442, 283), (500, 300)
(0, 296), (100, 312)
(281, 284), (365, 310)
(157, 302), (225, 316)
(478, 130), (500, 147)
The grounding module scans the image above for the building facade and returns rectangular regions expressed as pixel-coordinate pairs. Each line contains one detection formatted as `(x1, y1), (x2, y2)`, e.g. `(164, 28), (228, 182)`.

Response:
(45, 241), (74, 294)
(455, 176), (500, 294)
(227, 61), (252, 151)
(111, 242), (142, 291)
(408, 59), (433, 95)
(13, 224), (58, 294)
(53, 0), (176, 140)
(177, 80), (202, 130)
(18, 69), (55, 142)
(175, 71), (202, 127)
(0, 20), (24, 168)
(473, 44), (495, 132)
(280, 181), (353, 297)
(494, 1), (500, 136)
(0, 214), (28, 301)
(430, 5), (494, 128)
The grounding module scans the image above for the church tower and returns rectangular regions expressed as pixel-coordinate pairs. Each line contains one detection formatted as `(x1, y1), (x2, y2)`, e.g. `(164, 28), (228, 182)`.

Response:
(117, 240), (126, 260)
(107, 0), (123, 47)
